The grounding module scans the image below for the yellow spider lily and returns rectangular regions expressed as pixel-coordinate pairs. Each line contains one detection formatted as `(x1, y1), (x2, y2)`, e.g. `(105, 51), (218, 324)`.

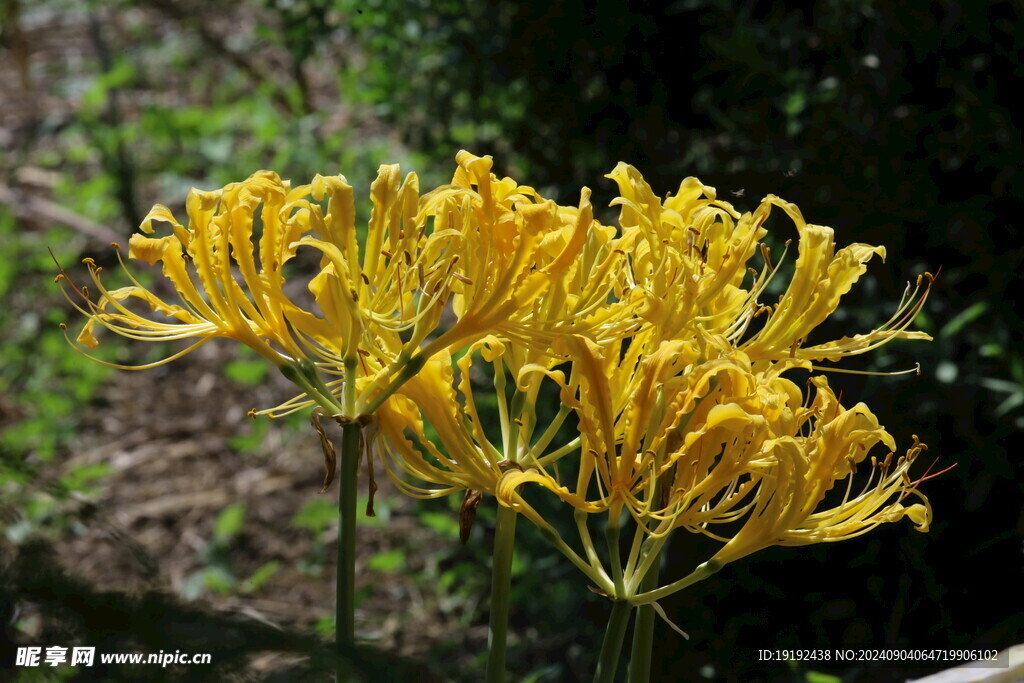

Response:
(493, 330), (767, 523)
(263, 150), (631, 418)
(369, 170), (645, 505)
(369, 161), (935, 604)
(60, 166), (444, 415)
(61, 152), (631, 420)
(61, 171), (321, 370)
(605, 164), (766, 343)
(372, 333), (583, 502)
(739, 197), (933, 364)
(658, 373), (932, 548)
(604, 165), (934, 364)
(374, 342), (508, 501)
(504, 163), (938, 605)
(373, 336), (621, 591)
(410, 151), (632, 359)
(701, 385), (932, 567)
(58, 153), (936, 610)
(485, 328), (931, 602)
(627, 376), (933, 605)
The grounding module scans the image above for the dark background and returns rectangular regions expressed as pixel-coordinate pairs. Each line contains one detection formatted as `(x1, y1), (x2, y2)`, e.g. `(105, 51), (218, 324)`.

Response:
(1, 1), (1021, 681)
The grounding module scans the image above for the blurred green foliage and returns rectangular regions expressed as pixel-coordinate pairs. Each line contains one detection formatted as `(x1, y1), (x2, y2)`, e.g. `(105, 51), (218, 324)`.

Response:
(182, 503), (283, 600)
(0, 205), (116, 564)
(0, 214), (111, 462)
(292, 498), (336, 575)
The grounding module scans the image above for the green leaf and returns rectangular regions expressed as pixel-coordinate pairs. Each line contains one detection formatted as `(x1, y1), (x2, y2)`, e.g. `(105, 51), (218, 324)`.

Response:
(224, 359), (269, 385)
(213, 503), (246, 543)
(419, 511), (459, 538)
(291, 498), (336, 534)
(940, 301), (988, 339)
(367, 548), (406, 573)
(995, 391), (1024, 417)
(229, 419), (269, 453)
(805, 672), (842, 683)
(242, 561), (280, 593)
(202, 565), (236, 595)
(783, 90), (807, 117)
(980, 377), (1021, 394)
(511, 552), (526, 578)
(980, 343), (1003, 358)
(314, 615), (335, 638)
(99, 58), (138, 90)
(58, 463), (111, 494)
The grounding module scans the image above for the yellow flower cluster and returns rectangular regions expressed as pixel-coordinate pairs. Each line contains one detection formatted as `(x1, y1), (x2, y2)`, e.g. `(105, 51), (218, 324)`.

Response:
(60, 151), (935, 604)
(369, 155), (935, 601)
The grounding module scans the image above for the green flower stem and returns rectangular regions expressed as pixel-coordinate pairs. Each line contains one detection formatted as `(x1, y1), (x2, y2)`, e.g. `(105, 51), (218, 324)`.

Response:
(486, 504), (518, 683)
(628, 464), (664, 683)
(622, 523), (647, 581)
(606, 506), (625, 597)
(342, 357), (358, 415)
(535, 435), (582, 466)
(630, 560), (721, 606)
(506, 389), (525, 460)
(280, 362), (344, 415)
(493, 358), (510, 447)
(626, 526), (671, 595)
(527, 503), (613, 594)
(594, 600), (632, 683)
(575, 509), (608, 583)
(527, 404), (572, 461)
(335, 419), (362, 678)
(361, 352), (426, 415)
(627, 552), (661, 683)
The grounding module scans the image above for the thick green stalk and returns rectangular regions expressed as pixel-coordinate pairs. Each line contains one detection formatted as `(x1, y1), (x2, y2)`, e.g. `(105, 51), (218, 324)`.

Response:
(629, 441), (663, 683)
(486, 504), (518, 683)
(627, 552), (661, 682)
(594, 600), (632, 683)
(336, 420), (362, 679)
